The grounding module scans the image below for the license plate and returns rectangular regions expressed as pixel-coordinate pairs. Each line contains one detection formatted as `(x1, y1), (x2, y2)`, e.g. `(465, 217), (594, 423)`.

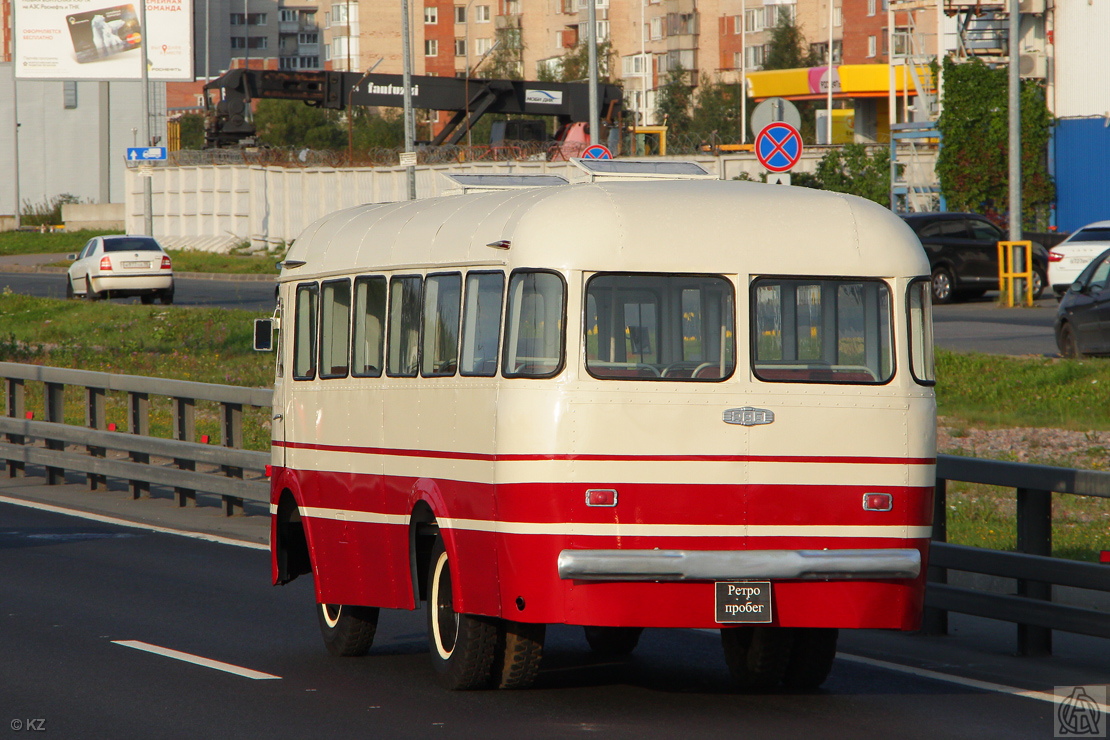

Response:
(122, 261), (150, 268)
(715, 581), (773, 623)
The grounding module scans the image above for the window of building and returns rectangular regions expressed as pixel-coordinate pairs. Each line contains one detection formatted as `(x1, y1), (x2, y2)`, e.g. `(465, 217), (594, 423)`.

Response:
(475, 37), (491, 55)
(425, 38), (439, 56)
(387, 276), (422, 377)
(454, 5), (466, 23)
(319, 280), (351, 378)
(834, 6), (842, 26)
(868, 0), (877, 16)
(650, 16), (663, 40)
(299, 32), (318, 44)
(422, 274), (462, 377)
(733, 14), (742, 34)
(353, 276), (386, 377)
(745, 44), (764, 69)
(455, 38), (466, 56)
(424, 6), (437, 23)
(280, 9), (297, 22)
(293, 283), (318, 380)
(474, 4), (490, 22)
(867, 35), (877, 57)
(332, 3), (355, 24)
(752, 278), (893, 384)
(503, 271), (565, 378)
(461, 272), (504, 377)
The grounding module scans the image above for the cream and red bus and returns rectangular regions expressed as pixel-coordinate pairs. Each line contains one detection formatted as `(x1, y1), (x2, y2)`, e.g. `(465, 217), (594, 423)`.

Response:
(263, 165), (937, 691)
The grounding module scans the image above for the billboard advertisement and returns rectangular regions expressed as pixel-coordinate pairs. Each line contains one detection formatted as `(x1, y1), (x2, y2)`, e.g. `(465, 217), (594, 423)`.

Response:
(14, 0), (193, 80)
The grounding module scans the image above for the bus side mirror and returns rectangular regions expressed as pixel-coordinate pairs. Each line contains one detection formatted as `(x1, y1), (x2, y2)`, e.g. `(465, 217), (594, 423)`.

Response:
(253, 318), (275, 351)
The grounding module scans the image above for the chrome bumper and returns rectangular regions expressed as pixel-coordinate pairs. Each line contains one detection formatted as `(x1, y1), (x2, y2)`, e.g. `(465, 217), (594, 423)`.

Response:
(557, 548), (922, 582)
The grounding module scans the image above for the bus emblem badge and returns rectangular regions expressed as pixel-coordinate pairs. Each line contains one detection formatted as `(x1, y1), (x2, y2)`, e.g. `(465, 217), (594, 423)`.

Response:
(722, 407), (774, 426)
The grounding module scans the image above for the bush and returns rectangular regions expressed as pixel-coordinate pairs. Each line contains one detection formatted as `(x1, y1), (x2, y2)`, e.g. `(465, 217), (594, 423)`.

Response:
(22, 194), (82, 227)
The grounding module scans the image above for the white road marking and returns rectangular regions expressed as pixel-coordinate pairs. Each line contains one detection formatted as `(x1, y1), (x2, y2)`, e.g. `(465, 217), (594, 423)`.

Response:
(113, 640), (281, 680)
(837, 653), (1110, 713)
(0, 496), (267, 551)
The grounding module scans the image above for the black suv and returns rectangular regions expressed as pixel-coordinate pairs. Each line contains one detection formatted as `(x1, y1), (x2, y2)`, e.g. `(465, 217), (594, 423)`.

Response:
(900, 212), (1048, 304)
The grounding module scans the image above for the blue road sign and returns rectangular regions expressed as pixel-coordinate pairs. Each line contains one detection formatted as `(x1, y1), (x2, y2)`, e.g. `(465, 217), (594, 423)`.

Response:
(754, 123), (802, 173)
(126, 147), (167, 161)
(581, 144), (612, 160)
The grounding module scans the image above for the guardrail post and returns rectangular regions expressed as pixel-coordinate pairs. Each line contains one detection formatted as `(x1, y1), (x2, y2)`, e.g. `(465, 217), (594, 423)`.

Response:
(44, 382), (66, 484)
(173, 396), (196, 506)
(1016, 486), (1053, 656)
(6, 378), (25, 477)
(129, 392), (150, 499)
(922, 476), (949, 635)
(85, 387), (107, 490)
(221, 401), (244, 515)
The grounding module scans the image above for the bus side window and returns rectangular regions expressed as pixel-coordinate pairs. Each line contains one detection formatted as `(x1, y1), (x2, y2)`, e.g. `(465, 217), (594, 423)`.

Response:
(460, 271), (505, 377)
(422, 273), (462, 377)
(353, 275), (386, 377)
(388, 275), (422, 377)
(319, 279), (351, 378)
(503, 270), (565, 378)
(293, 283), (318, 380)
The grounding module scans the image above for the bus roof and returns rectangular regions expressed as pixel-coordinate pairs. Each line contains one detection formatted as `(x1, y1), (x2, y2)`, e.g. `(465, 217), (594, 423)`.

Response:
(280, 179), (928, 281)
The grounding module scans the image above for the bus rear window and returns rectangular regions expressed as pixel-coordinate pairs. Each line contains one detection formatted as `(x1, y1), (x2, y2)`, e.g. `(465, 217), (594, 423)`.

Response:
(503, 271), (565, 378)
(585, 274), (735, 380)
(753, 277), (892, 384)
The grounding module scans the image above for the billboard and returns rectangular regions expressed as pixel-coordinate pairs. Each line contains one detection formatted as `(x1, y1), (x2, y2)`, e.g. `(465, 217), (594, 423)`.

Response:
(14, 0), (193, 80)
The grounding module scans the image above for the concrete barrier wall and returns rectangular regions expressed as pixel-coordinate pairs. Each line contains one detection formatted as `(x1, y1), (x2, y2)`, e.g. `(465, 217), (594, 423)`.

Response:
(61, 203), (125, 231)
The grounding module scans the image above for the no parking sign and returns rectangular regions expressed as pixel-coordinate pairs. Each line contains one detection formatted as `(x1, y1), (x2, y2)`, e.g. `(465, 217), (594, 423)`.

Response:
(755, 123), (803, 173)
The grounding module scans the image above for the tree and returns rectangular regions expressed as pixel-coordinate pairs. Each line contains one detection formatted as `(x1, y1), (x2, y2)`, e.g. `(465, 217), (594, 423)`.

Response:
(936, 57), (1055, 228)
(539, 40), (615, 83)
(688, 76), (743, 144)
(252, 99), (345, 149)
(350, 108), (405, 150)
(176, 113), (206, 150)
(763, 9), (817, 71)
(813, 144), (891, 207)
(481, 27), (525, 80)
(654, 66), (693, 136)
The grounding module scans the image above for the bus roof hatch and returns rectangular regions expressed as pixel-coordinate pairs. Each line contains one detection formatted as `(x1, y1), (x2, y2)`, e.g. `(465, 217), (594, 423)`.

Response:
(571, 159), (717, 182)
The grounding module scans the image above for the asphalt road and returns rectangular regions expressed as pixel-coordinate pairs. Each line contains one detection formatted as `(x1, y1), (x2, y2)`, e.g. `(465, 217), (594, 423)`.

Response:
(0, 272), (1065, 356)
(4, 497), (1105, 740)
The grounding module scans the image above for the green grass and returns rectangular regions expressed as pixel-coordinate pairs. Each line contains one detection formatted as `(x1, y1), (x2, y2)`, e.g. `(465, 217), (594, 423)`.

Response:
(164, 250), (282, 275)
(936, 348), (1110, 430)
(0, 230), (120, 255)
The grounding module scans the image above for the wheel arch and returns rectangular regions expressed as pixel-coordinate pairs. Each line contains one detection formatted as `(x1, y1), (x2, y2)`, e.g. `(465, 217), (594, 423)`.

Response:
(273, 488), (312, 586)
(409, 500), (440, 607)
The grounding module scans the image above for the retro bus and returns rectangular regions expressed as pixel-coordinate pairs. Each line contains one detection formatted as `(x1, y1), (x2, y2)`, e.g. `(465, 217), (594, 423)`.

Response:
(262, 165), (937, 691)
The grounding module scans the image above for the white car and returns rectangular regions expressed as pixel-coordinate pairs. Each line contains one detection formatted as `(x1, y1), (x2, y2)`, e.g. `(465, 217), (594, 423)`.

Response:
(1047, 221), (1110, 299)
(67, 235), (174, 304)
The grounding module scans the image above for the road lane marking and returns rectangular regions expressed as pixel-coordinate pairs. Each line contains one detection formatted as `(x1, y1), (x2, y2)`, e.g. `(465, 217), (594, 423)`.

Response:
(837, 653), (1110, 713)
(0, 496), (267, 551)
(113, 640), (281, 680)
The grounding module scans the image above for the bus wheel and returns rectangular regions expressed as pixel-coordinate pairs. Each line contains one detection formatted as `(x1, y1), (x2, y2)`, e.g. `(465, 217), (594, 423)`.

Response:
(317, 603), (379, 657)
(494, 620), (545, 689)
(583, 626), (643, 656)
(721, 626), (793, 691)
(427, 537), (499, 690)
(782, 628), (838, 690)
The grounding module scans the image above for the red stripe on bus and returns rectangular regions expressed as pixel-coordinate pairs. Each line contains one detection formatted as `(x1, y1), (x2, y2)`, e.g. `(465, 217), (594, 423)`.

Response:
(271, 440), (935, 466)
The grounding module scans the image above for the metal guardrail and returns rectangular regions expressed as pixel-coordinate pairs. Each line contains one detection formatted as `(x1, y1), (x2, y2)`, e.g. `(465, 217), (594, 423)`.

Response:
(929, 454), (1110, 655)
(2, 363), (271, 514)
(2, 363), (1108, 654)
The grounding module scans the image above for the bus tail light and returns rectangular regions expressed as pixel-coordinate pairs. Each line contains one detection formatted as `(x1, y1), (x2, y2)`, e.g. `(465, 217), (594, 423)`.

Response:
(863, 493), (893, 512)
(585, 489), (617, 507)
(100, 256), (112, 271)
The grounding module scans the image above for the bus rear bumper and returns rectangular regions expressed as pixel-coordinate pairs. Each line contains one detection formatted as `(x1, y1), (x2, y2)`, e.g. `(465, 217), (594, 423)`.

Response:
(557, 548), (922, 582)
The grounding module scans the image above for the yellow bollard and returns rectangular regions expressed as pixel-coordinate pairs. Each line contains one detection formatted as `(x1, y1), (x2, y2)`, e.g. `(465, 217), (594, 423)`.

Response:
(997, 240), (1034, 307)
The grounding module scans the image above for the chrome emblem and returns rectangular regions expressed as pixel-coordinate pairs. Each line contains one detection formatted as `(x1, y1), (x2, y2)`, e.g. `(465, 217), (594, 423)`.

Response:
(723, 407), (775, 426)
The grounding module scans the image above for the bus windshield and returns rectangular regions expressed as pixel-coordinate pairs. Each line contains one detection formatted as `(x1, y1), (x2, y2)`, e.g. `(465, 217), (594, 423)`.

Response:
(585, 273), (736, 380)
(752, 277), (893, 384)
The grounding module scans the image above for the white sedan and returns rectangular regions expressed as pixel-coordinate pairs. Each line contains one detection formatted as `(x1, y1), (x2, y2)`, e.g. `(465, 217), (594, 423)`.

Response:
(1047, 220), (1110, 299)
(67, 235), (174, 304)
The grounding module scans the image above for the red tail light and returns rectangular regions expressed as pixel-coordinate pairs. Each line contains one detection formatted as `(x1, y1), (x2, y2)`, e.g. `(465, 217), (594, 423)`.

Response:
(99, 256), (112, 271)
(863, 492), (893, 511)
(1048, 250), (1063, 262)
(161, 255), (172, 269)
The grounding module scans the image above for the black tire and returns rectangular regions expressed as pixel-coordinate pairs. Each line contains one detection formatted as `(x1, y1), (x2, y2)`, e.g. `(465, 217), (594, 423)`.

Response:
(721, 626), (794, 692)
(1059, 322), (1083, 358)
(160, 288), (174, 305)
(84, 277), (99, 301)
(140, 294), (155, 304)
(583, 626), (643, 656)
(1032, 267), (1047, 300)
(494, 620), (545, 689)
(930, 266), (956, 304)
(317, 603), (379, 657)
(427, 537), (499, 690)
(782, 628), (839, 690)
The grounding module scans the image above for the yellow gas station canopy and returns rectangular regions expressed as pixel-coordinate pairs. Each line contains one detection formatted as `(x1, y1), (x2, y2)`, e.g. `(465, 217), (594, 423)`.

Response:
(746, 64), (935, 102)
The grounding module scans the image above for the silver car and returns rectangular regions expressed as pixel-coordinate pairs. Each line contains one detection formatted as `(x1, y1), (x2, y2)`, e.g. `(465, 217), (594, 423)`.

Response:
(67, 235), (174, 304)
